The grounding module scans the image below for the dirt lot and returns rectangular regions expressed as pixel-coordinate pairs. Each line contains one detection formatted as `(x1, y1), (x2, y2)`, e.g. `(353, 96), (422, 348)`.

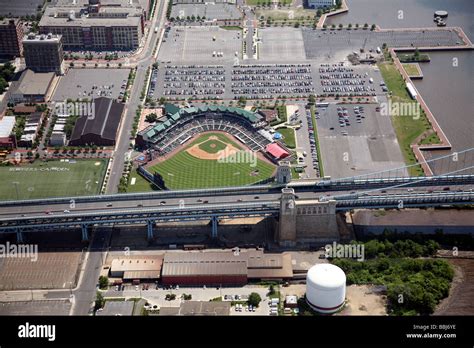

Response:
(0, 251), (82, 290)
(338, 285), (387, 315)
(435, 257), (474, 315)
(280, 283), (387, 315)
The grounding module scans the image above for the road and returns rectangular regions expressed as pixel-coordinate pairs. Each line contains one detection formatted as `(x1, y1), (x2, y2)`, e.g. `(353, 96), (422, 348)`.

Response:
(105, 0), (168, 194)
(0, 184), (472, 219)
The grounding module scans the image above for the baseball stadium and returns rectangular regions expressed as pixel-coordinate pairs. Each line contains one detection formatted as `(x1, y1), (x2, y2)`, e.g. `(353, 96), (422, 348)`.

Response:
(136, 105), (291, 189)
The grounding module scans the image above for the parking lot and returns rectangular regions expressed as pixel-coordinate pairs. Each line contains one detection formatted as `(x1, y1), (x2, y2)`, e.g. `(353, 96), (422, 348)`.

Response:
(0, 0), (43, 16)
(104, 284), (272, 315)
(158, 26), (241, 63)
(231, 64), (314, 99)
(258, 28), (307, 61)
(315, 62), (386, 97)
(316, 101), (408, 178)
(302, 28), (464, 59)
(0, 300), (71, 315)
(52, 68), (130, 102)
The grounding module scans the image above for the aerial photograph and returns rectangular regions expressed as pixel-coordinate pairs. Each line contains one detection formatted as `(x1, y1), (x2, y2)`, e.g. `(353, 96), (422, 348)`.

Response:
(0, 0), (472, 345)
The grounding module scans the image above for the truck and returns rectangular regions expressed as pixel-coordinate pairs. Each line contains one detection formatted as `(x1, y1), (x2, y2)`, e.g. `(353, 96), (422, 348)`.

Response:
(154, 27), (158, 33)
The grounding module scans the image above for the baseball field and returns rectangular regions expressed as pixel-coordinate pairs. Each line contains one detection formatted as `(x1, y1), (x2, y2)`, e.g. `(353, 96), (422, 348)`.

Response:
(0, 159), (108, 200)
(148, 132), (275, 189)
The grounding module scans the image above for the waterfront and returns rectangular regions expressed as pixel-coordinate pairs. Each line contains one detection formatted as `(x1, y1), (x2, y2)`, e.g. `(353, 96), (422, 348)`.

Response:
(328, 0), (473, 175)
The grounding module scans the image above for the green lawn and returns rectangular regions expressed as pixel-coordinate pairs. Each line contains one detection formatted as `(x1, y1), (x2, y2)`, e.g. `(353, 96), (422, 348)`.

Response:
(277, 127), (296, 148)
(401, 63), (421, 77)
(148, 133), (275, 189)
(127, 171), (159, 193)
(0, 159), (108, 200)
(378, 62), (435, 176)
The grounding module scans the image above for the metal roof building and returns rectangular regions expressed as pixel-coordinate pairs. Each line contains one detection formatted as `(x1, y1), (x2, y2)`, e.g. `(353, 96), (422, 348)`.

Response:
(161, 250), (293, 286)
(110, 255), (163, 280)
(69, 97), (124, 146)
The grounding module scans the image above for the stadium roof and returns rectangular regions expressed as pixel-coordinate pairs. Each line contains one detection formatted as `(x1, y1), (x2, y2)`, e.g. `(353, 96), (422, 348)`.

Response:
(141, 104), (262, 143)
(266, 143), (290, 159)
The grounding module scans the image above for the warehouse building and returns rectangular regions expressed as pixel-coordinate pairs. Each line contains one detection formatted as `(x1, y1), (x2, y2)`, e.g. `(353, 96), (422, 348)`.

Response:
(161, 250), (293, 286)
(69, 97), (125, 146)
(9, 69), (55, 104)
(0, 116), (17, 149)
(161, 252), (248, 286)
(110, 255), (163, 281)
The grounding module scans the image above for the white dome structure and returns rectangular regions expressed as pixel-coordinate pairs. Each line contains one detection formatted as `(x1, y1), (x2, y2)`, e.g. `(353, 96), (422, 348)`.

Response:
(306, 263), (346, 314)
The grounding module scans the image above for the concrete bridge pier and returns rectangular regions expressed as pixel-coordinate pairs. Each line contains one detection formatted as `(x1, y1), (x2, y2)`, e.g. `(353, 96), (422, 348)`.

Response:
(211, 216), (218, 238)
(16, 230), (24, 243)
(146, 220), (154, 240)
(278, 188), (339, 246)
(81, 224), (89, 242)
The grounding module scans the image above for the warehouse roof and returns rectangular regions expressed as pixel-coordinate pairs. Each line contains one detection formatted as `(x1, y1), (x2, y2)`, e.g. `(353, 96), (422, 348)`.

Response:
(162, 252), (247, 277)
(111, 256), (163, 273)
(70, 97), (124, 144)
(11, 69), (54, 96)
(0, 116), (16, 138)
(247, 253), (293, 279)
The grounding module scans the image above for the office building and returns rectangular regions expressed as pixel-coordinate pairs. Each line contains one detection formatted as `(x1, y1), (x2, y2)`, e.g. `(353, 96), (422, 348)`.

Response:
(23, 33), (64, 74)
(0, 19), (23, 57)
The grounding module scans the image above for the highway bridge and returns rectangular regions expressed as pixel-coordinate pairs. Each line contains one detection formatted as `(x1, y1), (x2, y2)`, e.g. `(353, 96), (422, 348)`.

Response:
(0, 177), (472, 242)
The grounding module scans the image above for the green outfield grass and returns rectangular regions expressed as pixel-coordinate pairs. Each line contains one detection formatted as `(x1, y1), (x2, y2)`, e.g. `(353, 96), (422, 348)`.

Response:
(148, 133), (275, 189)
(0, 159), (108, 200)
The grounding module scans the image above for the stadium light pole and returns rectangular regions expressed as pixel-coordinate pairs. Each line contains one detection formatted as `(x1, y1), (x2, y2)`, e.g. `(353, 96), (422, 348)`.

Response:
(12, 182), (19, 200)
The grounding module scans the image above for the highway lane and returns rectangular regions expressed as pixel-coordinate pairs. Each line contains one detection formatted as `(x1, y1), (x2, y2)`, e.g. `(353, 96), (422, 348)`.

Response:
(0, 185), (470, 219)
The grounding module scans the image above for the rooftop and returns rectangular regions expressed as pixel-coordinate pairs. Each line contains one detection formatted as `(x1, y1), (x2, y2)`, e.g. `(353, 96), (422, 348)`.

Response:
(0, 116), (16, 138)
(11, 69), (55, 96)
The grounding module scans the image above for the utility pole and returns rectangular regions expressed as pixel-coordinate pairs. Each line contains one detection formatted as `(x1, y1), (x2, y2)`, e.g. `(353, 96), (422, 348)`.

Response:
(12, 182), (19, 200)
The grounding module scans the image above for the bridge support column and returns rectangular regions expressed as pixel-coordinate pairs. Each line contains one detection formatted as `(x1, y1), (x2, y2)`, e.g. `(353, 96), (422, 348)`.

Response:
(81, 224), (89, 242)
(16, 230), (24, 243)
(147, 220), (154, 240)
(211, 216), (218, 239)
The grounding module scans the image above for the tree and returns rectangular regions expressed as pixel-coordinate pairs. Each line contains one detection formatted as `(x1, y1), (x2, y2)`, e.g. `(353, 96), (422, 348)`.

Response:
(338, 23), (343, 29)
(94, 291), (105, 310)
(247, 292), (262, 307)
(371, 24), (376, 31)
(159, 96), (167, 105)
(145, 113), (158, 123)
(98, 276), (109, 289)
(363, 23), (369, 29)
(268, 285), (276, 296)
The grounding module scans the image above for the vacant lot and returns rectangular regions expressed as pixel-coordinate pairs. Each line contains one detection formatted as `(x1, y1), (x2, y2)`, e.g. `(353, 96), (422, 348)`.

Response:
(148, 133), (275, 189)
(0, 159), (107, 200)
